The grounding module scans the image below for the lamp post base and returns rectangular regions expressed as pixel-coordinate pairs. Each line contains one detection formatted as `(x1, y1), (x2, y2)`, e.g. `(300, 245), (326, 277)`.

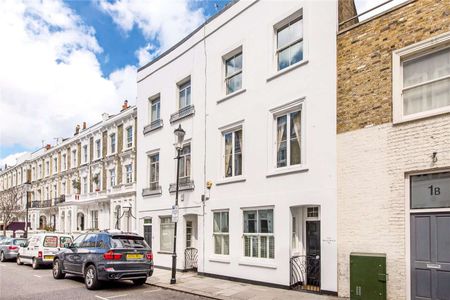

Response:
(170, 278), (176, 284)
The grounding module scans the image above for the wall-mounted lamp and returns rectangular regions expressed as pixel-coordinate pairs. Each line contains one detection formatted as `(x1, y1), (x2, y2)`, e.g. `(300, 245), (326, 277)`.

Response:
(432, 152), (438, 163)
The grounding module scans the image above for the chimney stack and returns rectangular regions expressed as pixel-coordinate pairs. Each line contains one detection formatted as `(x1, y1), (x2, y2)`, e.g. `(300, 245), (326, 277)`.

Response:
(75, 124), (80, 135)
(121, 100), (129, 111)
(82, 122), (87, 130)
(45, 144), (51, 150)
(102, 113), (109, 122)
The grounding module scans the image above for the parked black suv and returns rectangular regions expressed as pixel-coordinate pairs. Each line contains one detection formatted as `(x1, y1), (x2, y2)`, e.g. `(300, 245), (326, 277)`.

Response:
(52, 231), (153, 290)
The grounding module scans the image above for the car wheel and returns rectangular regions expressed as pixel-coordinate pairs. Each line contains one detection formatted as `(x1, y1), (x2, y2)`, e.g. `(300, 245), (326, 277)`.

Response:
(0, 252), (5, 262)
(84, 265), (100, 290)
(32, 258), (39, 269)
(53, 259), (65, 279)
(132, 278), (147, 286)
(16, 255), (23, 265)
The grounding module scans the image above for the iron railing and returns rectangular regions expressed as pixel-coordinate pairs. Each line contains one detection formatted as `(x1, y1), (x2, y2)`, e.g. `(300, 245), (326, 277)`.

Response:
(184, 247), (198, 271)
(169, 177), (194, 193)
(290, 255), (321, 292)
(170, 105), (195, 123)
(143, 119), (163, 134)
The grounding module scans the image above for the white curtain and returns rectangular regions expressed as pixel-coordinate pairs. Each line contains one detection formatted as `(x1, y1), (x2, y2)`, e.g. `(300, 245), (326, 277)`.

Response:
(224, 136), (233, 176)
(276, 119), (285, 156)
(293, 112), (301, 148)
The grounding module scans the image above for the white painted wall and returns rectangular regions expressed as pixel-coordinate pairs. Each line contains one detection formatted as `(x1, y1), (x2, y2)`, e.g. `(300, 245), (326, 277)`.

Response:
(137, 0), (337, 291)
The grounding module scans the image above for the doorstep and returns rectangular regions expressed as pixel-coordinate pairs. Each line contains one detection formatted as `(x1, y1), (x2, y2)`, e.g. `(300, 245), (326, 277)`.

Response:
(146, 268), (344, 300)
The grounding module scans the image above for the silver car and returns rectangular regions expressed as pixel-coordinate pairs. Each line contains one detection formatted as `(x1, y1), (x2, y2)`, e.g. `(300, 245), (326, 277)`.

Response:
(0, 238), (27, 262)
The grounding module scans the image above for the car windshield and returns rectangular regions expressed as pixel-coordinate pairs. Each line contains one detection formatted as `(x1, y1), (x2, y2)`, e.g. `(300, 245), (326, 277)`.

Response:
(60, 236), (72, 247)
(111, 236), (149, 249)
(13, 239), (27, 246)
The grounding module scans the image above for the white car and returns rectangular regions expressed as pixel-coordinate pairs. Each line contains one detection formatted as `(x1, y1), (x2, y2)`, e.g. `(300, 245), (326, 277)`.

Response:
(17, 233), (72, 269)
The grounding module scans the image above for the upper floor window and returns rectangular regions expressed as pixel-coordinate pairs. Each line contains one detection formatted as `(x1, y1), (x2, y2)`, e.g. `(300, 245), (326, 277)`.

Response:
(276, 109), (301, 168)
(276, 17), (303, 71)
(62, 154), (67, 170)
(150, 97), (160, 122)
(109, 168), (116, 187)
(82, 176), (88, 194)
(125, 164), (133, 184)
(223, 129), (243, 178)
(110, 133), (116, 154)
(53, 157), (57, 173)
(95, 139), (101, 159)
(225, 52), (242, 94)
(72, 149), (77, 167)
(393, 34), (450, 122)
(126, 126), (133, 148)
(178, 80), (191, 109)
(83, 145), (88, 163)
(38, 164), (42, 178)
(149, 153), (159, 190)
(178, 144), (191, 181)
(46, 161), (50, 176)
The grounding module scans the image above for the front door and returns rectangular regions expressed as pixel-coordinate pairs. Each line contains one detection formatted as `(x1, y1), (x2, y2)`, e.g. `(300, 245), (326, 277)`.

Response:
(144, 225), (152, 248)
(306, 221), (320, 289)
(411, 214), (450, 300)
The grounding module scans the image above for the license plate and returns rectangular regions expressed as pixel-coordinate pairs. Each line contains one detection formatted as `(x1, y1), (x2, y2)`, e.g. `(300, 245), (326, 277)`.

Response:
(126, 254), (143, 260)
(44, 255), (54, 260)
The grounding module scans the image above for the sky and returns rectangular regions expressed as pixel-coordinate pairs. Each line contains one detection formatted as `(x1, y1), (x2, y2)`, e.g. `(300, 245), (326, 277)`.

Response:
(0, 0), (407, 168)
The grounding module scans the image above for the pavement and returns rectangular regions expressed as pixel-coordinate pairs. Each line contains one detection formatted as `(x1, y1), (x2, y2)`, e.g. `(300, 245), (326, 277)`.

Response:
(0, 261), (207, 300)
(147, 268), (343, 300)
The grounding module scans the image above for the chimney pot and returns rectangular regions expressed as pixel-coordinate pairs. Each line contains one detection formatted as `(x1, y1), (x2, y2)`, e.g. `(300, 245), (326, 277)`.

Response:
(45, 144), (51, 150)
(82, 122), (87, 130)
(102, 113), (109, 121)
(121, 100), (129, 111)
(75, 124), (80, 135)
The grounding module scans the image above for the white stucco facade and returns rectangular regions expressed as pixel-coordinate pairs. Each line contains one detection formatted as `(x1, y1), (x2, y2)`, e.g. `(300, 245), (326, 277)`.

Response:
(137, 0), (337, 293)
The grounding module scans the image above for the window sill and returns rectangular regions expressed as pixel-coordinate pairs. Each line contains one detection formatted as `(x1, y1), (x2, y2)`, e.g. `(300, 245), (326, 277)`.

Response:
(142, 187), (162, 197)
(208, 255), (231, 264)
(217, 89), (247, 104)
(266, 165), (308, 178)
(238, 258), (277, 269)
(215, 176), (246, 186)
(266, 60), (309, 82)
(393, 107), (450, 125)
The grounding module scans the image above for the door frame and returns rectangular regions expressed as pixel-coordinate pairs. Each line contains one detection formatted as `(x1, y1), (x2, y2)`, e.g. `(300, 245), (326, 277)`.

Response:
(405, 170), (450, 300)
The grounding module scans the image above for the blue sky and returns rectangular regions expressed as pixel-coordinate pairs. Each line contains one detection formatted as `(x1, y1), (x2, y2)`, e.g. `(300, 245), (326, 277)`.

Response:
(0, 0), (406, 168)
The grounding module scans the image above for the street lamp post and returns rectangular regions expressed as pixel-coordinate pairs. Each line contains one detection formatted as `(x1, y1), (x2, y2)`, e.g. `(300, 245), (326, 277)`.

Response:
(23, 181), (31, 238)
(171, 124), (185, 285)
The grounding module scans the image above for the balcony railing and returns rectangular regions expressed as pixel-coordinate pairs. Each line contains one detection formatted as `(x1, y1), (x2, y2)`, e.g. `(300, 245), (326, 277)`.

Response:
(170, 105), (195, 123)
(142, 183), (162, 197)
(143, 119), (163, 134)
(169, 177), (195, 193)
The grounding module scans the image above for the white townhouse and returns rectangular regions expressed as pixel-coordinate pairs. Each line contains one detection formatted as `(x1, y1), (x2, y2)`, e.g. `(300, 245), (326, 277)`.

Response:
(137, 0), (337, 295)
(0, 102), (137, 236)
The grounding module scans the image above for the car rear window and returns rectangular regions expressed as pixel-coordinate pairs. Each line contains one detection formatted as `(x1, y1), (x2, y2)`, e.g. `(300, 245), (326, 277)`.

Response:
(111, 236), (149, 249)
(13, 239), (27, 246)
(43, 236), (58, 247)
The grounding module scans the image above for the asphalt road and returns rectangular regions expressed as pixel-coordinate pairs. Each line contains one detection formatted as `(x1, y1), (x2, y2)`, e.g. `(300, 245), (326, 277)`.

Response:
(0, 260), (207, 300)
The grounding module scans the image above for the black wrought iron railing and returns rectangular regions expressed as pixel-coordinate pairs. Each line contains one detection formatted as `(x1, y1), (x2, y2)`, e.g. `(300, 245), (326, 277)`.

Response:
(170, 105), (195, 123)
(184, 247), (198, 271)
(143, 119), (163, 134)
(290, 255), (321, 292)
(169, 177), (194, 193)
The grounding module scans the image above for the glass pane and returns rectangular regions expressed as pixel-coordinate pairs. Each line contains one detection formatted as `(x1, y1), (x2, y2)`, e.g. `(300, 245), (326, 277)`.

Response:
(277, 115), (287, 168)
(234, 153), (242, 176)
(251, 236), (258, 257)
(278, 47), (290, 70)
(179, 157), (185, 178)
(403, 47), (450, 88)
(214, 235), (222, 254)
(269, 236), (275, 258)
(213, 212), (220, 232)
(244, 236), (250, 257)
(226, 53), (242, 76)
(186, 154), (191, 178)
(259, 209), (273, 233)
(224, 133), (233, 177)
(289, 41), (303, 66)
(411, 172), (450, 209)
(223, 235), (229, 255)
(244, 211), (257, 233)
(226, 72), (242, 94)
(221, 212), (229, 232)
(260, 236), (267, 258)
(404, 78), (450, 115)
(290, 111), (301, 165)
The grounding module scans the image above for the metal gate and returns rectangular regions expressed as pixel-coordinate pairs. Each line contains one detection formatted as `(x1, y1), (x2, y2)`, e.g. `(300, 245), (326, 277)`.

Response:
(184, 247), (198, 271)
(290, 255), (321, 292)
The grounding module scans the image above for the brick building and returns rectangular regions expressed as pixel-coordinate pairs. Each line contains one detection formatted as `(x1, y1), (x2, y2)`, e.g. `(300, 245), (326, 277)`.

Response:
(337, 1), (450, 299)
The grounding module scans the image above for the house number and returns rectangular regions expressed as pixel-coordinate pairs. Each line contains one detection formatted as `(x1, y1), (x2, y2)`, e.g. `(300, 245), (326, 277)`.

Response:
(428, 185), (441, 196)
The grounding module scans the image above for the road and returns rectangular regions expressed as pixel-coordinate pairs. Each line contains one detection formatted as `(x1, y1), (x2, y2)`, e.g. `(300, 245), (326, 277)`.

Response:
(0, 261), (207, 300)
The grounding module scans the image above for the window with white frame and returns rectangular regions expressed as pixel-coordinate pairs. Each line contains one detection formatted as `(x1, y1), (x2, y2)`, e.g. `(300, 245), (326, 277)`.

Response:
(95, 139), (101, 159)
(82, 176), (88, 194)
(225, 52), (242, 94)
(53, 157), (57, 173)
(276, 16), (303, 71)
(126, 126), (133, 148)
(109, 168), (116, 187)
(223, 129), (242, 178)
(307, 206), (319, 218)
(150, 97), (160, 121)
(275, 107), (302, 168)
(46, 161), (50, 176)
(178, 144), (191, 181)
(91, 210), (98, 229)
(243, 209), (274, 259)
(125, 164), (133, 184)
(62, 154), (67, 170)
(399, 46), (450, 118)
(38, 164), (42, 178)
(213, 211), (229, 255)
(178, 80), (191, 109)
(72, 149), (77, 167)
(94, 172), (101, 191)
(62, 182), (66, 195)
(160, 217), (174, 252)
(110, 133), (116, 154)
(83, 145), (88, 163)
(149, 153), (159, 190)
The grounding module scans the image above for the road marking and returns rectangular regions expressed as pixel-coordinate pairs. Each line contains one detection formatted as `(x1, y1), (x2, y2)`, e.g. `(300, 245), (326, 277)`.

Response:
(33, 275), (42, 278)
(95, 296), (109, 300)
(144, 288), (161, 293)
(107, 294), (128, 299)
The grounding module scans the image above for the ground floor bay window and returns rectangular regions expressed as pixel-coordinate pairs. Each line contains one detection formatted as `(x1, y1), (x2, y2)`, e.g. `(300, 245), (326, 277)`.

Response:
(243, 209), (274, 259)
